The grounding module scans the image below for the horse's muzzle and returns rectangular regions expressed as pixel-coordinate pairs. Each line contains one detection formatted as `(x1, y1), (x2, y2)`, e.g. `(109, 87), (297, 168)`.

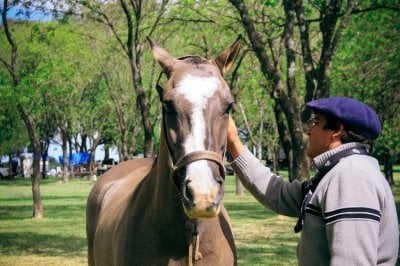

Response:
(171, 150), (225, 218)
(181, 169), (224, 218)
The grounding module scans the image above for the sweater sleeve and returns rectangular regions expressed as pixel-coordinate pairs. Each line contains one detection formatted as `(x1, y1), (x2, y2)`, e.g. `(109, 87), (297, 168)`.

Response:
(230, 147), (303, 217)
(322, 163), (382, 265)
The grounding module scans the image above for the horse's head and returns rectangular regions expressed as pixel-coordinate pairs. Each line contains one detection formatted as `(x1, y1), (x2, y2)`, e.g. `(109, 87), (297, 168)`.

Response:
(148, 36), (241, 218)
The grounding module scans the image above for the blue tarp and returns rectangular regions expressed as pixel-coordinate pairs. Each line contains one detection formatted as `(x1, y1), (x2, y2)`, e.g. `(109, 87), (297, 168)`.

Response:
(58, 152), (90, 166)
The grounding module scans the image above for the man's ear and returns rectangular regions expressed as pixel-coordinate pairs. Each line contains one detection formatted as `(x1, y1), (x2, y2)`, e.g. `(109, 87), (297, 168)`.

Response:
(332, 122), (346, 142)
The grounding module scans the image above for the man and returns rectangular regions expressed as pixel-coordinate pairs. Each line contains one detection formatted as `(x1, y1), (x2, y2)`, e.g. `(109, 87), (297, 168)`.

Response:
(227, 97), (398, 265)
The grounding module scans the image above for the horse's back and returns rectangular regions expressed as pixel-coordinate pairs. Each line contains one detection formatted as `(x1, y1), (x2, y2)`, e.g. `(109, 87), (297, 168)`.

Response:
(86, 158), (154, 266)
(98, 158), (154, 184)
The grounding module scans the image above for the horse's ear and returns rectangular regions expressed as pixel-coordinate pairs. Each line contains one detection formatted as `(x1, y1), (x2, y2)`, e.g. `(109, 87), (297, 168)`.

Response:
(213, 35), (242, 76)
(147, 36), (177, 75)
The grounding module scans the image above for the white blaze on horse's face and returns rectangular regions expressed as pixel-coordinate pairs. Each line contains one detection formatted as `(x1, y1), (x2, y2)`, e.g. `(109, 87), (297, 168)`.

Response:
(176, 74), (223, 217)
(176, 74), (219, 153)
(148, 35), (241, 218)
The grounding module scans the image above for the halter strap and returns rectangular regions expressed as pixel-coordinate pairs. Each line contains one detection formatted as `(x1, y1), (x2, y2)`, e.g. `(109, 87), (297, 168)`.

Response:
(186, 219), (202, 266)
(170, 150), (226, 180)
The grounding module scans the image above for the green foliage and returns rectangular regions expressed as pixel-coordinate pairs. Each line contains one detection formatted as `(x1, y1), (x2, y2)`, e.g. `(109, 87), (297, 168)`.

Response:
(331, 8), (400, 163)
(1, 1), (399, 164)
(0, 76), (28, 155)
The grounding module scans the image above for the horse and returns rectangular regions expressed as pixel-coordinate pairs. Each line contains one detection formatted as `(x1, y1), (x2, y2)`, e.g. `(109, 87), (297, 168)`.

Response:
(86, 36), (241, 266)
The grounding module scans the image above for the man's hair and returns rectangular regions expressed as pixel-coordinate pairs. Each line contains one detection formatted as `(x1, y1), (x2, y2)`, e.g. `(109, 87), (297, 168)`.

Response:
(320, 112), (374, 148)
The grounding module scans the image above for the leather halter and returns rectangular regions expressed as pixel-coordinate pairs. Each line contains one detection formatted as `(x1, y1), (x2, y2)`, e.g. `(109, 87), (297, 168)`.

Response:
(171, 150), (226, 181)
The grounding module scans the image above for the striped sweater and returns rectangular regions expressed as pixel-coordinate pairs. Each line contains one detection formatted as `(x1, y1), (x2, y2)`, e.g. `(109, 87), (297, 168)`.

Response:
(230, 142), (398, 265)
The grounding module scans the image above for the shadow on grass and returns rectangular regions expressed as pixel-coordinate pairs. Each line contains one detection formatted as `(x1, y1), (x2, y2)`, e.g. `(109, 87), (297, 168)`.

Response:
(237, 245), (297, 265)
(0, 177), (91, 186)
(0, 232), (86, 257)
(225, 202), (276, 220)
(0, 195), (89, 203)
(0, 204), (86, 220)
(0, 178), (33, 186)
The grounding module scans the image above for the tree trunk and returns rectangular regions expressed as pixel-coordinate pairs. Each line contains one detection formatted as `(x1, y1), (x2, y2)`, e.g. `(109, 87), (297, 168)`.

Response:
(60, 130), (68, 182)
(235, 176), (244, 196)
(32, 145), (43, 219)
(68, 138), (74, 179)
(118, 0), (155, 158)
(272, 146), (279, 175)
(81, 134), (88, 152)
(41, 140), (49, 179)
(130, 61), (154, 158)
(104, 145), (110, 162)
(274, 104), (293, 179)
(383, 151), (394, 186)
(120, 128), (129, 161)
(41, 153), (47, 179)
(129, 124), (142, 158)
(88, 133), (101, 177)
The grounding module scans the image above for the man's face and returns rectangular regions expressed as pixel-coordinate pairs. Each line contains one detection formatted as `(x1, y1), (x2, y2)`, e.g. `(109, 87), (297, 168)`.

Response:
(306, 113), (336, 159)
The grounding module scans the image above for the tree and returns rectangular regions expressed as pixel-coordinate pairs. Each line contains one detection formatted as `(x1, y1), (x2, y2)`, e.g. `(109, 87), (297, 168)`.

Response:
(331, 7), (400, 184)
(54, 0), (174, 158)
(1, 1), (45, 218)
(88, 27), (140, 161)
(229, 0), (399, 180)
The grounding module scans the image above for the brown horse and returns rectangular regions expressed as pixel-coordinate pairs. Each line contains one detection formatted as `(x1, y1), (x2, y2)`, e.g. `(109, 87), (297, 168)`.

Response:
(86, 36), (241, 266)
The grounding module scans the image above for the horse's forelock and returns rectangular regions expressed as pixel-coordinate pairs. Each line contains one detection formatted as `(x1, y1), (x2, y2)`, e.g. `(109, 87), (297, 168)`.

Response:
(178, 55), (208, 65)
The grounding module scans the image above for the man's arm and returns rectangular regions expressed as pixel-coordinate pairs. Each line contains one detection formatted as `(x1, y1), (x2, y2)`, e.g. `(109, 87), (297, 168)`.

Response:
(226, 116), (244, 159)
(226, 116), (303, 217)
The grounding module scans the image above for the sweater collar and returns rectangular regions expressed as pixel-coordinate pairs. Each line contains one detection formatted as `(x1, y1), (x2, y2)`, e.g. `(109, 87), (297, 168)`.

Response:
(312, 142), (370, 170)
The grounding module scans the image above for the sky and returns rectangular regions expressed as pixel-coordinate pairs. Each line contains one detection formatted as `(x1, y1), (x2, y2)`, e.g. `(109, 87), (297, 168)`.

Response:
(48, 143), (120, 163)
(0, 1), (53, 25)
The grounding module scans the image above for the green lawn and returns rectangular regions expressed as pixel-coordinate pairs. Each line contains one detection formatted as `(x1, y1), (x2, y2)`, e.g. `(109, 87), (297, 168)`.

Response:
(0, 168), (399, 265)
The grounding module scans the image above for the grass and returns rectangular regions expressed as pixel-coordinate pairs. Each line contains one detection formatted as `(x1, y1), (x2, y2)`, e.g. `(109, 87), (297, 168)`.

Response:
(0, 168), (399, 265)
(0, 179), (91, 265)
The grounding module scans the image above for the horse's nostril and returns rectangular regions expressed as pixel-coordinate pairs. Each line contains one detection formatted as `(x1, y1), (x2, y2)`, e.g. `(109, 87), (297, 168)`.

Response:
(184, 180), (195, 206)
(173, 168), (186, 189)
(177, 168), (186, 178)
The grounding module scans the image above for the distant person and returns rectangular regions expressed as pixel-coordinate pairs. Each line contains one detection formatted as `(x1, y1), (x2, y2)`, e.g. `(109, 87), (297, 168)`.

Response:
(227, 97), (399, 265)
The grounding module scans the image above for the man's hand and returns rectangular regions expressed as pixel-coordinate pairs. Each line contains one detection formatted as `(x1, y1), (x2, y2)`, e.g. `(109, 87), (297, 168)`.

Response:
(227, 116), (244, 159)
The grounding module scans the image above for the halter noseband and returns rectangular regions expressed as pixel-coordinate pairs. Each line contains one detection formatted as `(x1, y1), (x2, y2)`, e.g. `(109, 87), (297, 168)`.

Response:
(170, 150), (226, 181)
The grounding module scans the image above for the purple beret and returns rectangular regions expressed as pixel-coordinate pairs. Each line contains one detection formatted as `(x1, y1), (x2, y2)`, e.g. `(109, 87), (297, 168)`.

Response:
(306, 97), (381, 140)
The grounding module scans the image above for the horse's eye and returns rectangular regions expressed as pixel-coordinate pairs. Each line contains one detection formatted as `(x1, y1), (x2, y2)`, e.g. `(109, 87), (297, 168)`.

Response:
(224, 102), (234, 115)
(163, 100), (176, 113)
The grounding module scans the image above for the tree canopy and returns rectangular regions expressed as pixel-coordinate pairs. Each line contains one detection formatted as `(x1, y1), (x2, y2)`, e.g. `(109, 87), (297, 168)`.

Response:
(1, 0), (399, 218)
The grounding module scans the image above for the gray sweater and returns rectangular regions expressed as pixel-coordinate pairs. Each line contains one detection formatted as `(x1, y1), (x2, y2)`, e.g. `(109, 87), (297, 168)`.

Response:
(231, 143), (399, 265)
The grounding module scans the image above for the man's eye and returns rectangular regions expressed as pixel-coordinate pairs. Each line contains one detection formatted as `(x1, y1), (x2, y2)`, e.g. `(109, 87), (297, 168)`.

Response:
(307, 117), (318, 126)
